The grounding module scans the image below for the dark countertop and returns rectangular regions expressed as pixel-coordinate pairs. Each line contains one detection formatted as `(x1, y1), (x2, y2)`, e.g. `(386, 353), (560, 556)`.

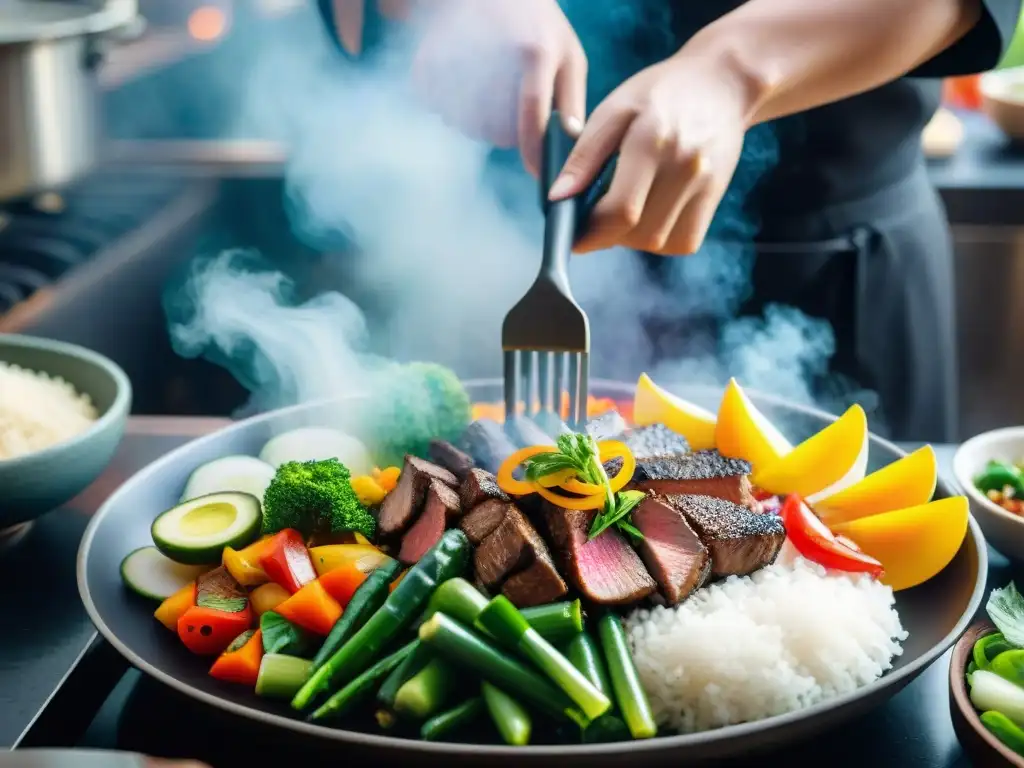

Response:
(0, 424), (1015, 766)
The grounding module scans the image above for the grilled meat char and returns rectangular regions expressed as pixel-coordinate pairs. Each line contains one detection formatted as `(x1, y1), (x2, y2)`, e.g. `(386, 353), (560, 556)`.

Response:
(542, 503), (657, 605)
(474, 506), (562, 593)
(632, 495), (711, 604)
(428, 439), (475, 480)
(502, 555), (568, 607)
(668, 494), (785, 577)
(628, 450), (756, 509)
(460, 499), (516, 544)
(378, 456), (457, 536)
(460, 468), (510, 510)
(398, 480), (461, 564)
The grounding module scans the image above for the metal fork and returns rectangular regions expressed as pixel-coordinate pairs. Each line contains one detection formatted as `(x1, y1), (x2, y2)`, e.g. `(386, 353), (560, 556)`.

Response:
(502, 111), (610, 430)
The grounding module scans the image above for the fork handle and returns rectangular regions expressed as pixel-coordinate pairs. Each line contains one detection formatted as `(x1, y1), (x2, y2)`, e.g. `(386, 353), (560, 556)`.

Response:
(540, 112), (583, 285)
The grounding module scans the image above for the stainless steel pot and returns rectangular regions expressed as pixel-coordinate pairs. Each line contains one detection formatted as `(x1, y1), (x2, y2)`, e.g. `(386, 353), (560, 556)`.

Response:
(0, 0), (142, 201)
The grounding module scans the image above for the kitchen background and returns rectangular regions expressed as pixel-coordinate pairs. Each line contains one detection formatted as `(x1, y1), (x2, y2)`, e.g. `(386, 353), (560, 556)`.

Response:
(3, 0), (1024, 440)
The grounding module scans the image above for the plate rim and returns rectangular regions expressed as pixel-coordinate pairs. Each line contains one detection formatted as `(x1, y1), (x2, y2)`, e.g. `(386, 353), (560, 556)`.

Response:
(77, 381), (990, 756)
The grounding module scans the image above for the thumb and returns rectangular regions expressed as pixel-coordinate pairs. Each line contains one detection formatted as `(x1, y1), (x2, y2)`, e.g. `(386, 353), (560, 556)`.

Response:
(548, 101), (632, 201)
(333, 0), (365, 56)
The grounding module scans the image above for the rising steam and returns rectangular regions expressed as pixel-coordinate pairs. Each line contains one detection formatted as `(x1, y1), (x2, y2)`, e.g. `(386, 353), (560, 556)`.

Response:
(164, 1), (875, 427)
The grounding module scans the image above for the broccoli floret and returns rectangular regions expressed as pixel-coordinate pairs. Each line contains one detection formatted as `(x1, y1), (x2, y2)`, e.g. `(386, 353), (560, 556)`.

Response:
(261, 458), (376, 539)
(360, 362), (471, 466)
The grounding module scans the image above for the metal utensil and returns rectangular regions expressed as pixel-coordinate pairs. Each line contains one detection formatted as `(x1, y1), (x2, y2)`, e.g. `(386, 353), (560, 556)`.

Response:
(501, 112), (607, 429)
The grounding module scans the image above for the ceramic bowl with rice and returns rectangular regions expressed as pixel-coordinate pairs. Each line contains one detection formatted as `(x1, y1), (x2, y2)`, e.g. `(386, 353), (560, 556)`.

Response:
(0, 334), (131, 532)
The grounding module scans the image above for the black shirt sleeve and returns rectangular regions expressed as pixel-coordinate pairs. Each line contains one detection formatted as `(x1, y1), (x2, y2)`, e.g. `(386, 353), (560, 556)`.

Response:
(909, 0), (1022, 77)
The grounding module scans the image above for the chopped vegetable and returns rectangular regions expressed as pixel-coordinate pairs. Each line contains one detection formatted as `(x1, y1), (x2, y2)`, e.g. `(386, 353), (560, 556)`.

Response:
(181, 455), (276, 503)
(275, 579), (343, 635)
(259, 529), (317, 594)
(420, 697), (484, 741)
(154, 581), (197, 631)
(374, 466), (401, 493)
(780, 495), (884, 577)
(390, 569), (408, 592)
(420, 577), (490, 626)
(477, 596), (610, 720)
(260, 611), (314, 657)
(981, 710), (1024, 756)
(975, 460), (1024, 497)
(209, 629), (264, 687)
(151, 492), (262, 565)
(308, 543), (391, 578)
(292, 532), (467, 710)
(256, 654), (314, 699)
(222, 537), (273, 587)
(309, 640), (418, 722)
(377, 639), (432, 710)
(350, 475), (387, 506)
(259, 428), (373, 475)
(598, 613), (657, 739)
(121, 546), (208, 601)
(481, 682), (531, 746)
(250, 582), (290, 617)
(419, 612), (584, 724)
(992, 649), (1024, 687)
(971, 670), (1024, 726)
(177, 604), (254, 656)
(261, 459), (375, 540)
(974, 632), (1015, 672)
(196, 566), (249, 613)
(318, 562), (369, 607)
(565, 631), (613, 698)
(309, 558), (403, 673)
(394, 658), (456, 719)
(988, 583), (1024, 648)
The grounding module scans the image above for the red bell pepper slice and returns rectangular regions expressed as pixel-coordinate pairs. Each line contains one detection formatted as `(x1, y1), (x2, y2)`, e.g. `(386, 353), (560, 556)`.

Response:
(780, 494), (884, 578)
(177, 604), (255, 656)
(260, 529), (316, 594)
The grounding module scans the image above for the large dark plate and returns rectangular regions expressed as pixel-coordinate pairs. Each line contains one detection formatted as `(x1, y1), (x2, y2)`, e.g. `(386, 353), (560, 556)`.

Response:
(78, 380), (987, 766)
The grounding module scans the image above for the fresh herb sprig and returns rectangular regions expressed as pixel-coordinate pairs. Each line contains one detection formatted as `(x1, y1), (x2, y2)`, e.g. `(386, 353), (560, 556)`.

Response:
(523, 433), (644, 542)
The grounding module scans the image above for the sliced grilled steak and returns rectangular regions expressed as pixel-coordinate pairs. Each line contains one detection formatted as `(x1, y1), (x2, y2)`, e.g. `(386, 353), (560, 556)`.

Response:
(428, 440), (475, 480)
(585, 411), (629, 441)
(505, 415), (556, 448)
(460, 468), (510, 510)
(632, 495), (711, 604)
(398, 480), (460, 564)
(668, 494), (785, 577)
(460, 499), (515, 544)
(502, 555), (568, 607)
(378, 456), (458, 536)
(459, 419), (518, 474)
(629, 450), (755, 508)
(474, 506), (550, 588)
(543, 504), (657, 605)
(618, 423), (691, 459)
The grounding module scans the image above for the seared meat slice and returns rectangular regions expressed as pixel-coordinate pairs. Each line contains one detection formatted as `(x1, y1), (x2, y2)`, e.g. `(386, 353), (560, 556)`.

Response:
(474, 506), (553, 589)
(543, 504), (656, 605)
(632, 495), (711, 604)
(668, 494), (785, 577)
(585, 411), (629, 441)
(630, 450), (755, 508)
(460, 468), (510, 510)
(460, 499), (515, 544)
(398, 481), (461, 564)
(618, 423), (691, 459)
(459, 419), (518, 474)
(502, 556), (568, 608)
(504, 415), (555, 448)
(429, 440), (475, 480)
(378, 456), (457, 536)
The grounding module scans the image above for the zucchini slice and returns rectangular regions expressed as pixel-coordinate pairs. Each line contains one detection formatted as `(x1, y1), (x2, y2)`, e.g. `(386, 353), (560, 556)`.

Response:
(120, 546), (208, 601)
(181, 455), (276, 503)
(151, 491), (262, 565)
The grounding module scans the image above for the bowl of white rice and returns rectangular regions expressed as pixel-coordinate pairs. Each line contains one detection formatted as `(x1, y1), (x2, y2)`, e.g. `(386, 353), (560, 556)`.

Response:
(0, 333), (131, 528)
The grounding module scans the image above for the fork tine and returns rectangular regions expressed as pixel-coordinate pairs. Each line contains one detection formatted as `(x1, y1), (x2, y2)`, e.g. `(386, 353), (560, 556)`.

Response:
(521, 350), (536, 415)
(577, 352), (590, 426)
(552, 353), (566, 422)
(504, 350), (519, 422)
(538, 352), (552, 413)
(567, 354), (580, 429)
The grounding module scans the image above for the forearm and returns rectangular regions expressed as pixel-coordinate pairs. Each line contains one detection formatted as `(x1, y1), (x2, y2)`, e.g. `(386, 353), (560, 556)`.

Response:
(683, 0), (982, 126)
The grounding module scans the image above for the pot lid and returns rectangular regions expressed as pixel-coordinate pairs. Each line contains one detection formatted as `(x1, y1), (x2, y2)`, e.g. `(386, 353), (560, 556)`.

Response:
(0, 0), (138, 44)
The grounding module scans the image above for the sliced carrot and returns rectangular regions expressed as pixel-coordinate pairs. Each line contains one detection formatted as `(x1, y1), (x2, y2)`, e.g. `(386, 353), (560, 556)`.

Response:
(275, 579), (343, 635)
(250, 582), (290, 616)
(496, 445), (562, 496)
(318, 562), (369, 607)
(209, 628), (264, 687)
(154, 581), (197, 631)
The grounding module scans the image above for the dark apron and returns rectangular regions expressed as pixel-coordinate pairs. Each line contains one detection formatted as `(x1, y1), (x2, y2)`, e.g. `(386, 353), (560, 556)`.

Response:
(742, 161), (957, 443)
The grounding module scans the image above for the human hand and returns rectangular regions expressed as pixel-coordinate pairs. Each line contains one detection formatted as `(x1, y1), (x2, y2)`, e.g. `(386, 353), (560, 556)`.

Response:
(330, 0), (414, 57)
(548, 43), (760, 255)
(410, 0), (588, 176)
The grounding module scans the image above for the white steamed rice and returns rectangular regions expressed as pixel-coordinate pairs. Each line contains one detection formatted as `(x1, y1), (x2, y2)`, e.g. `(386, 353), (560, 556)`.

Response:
(0, 361), (98, 460)
(625, 553), (907, 734)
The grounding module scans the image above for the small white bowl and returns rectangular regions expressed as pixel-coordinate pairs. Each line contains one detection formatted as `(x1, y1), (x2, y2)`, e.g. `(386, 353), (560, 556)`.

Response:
(953, 427), (1024, 561)
(980, 68), (1024, 141)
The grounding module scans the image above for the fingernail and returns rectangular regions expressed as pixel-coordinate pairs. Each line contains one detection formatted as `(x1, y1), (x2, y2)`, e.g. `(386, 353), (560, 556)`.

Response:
(563, 115), (584, 136)
(548, 175), (575, 200)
